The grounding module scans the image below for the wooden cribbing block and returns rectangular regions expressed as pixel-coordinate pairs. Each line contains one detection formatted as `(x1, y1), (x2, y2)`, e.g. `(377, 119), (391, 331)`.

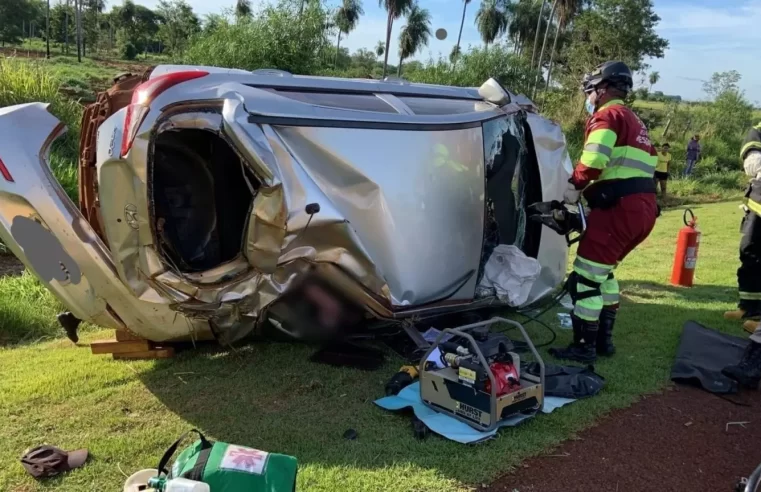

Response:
(90, 339), (151, 354)
(91, 330), (175, 360)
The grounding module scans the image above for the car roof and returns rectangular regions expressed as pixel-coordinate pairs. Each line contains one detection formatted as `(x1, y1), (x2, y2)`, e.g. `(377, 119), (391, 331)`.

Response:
(150, 65), (484, 100)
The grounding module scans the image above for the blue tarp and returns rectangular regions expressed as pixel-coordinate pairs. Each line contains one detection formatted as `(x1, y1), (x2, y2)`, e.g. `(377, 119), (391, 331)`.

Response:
(375, 382), (575, 444)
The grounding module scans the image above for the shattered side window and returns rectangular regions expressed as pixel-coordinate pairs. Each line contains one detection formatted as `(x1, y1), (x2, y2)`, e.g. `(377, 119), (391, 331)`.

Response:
(477, 115), (529, 285)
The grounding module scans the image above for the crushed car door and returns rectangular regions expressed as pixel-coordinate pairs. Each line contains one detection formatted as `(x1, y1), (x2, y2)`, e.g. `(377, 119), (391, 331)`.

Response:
(0, 103), (211, 342)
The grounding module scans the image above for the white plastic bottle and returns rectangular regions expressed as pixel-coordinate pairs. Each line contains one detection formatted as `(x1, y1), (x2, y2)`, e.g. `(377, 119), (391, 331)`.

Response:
(164, 478), (211, 492)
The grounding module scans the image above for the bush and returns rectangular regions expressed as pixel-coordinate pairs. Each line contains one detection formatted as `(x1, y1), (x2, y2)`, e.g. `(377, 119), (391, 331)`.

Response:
(121, 42), (138, 61)
(699, 138), (740, 172)
(0, 57), (82, 158)
(638, 108), (664, 132)
(667, 170), (746, 203)
(402, 44), (538, 97)
(184, 0), (331, 75)
(562, 119), (586, 159)
(0, 58), (82, 203)
(49, 153), (78, 202)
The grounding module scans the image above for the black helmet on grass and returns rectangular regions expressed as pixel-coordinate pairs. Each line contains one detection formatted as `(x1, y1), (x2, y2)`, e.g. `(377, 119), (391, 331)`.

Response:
(582, 61), (633, 94)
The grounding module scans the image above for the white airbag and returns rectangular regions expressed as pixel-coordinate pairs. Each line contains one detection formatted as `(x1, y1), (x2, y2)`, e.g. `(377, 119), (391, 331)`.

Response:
(478, 245), (541, 307)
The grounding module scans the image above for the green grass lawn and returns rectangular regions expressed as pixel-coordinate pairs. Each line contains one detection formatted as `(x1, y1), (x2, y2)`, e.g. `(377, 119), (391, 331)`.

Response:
(634, 98), (761, 121)
(0, 201), (748, 491)
(633, 99), (668, 111)
(2, 44), (161, 104)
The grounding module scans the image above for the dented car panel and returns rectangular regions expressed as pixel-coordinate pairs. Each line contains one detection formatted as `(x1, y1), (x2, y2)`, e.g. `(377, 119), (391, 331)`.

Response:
(273, 124), (486, 305)
(0, 103), (212, 341)
(0, 67), (573, 344)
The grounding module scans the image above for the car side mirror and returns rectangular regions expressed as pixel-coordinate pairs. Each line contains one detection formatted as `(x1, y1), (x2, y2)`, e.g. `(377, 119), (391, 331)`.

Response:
(478, 78), (511, 107)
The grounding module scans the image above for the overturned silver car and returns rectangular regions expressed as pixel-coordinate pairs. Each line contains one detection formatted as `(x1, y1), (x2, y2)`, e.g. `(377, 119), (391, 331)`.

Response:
(0, 66), (572, 344)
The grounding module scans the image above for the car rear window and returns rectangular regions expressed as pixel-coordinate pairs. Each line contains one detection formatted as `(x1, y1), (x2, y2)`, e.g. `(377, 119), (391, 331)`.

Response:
(270, 90), (398, 113)
(398, 97), (482, 115)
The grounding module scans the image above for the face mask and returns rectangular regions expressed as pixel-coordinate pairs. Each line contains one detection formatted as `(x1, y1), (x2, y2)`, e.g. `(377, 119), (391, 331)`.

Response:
(585, 97), (595, 115)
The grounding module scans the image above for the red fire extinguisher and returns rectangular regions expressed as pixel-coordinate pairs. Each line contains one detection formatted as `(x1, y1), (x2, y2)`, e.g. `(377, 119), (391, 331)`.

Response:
(671, 209), (701, 287)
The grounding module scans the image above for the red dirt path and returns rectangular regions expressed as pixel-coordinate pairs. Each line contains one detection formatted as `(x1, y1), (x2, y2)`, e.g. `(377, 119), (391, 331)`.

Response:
(488, 385), (761, 492)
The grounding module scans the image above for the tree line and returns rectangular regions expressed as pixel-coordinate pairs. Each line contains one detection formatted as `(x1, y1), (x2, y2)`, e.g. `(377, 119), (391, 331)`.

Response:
(1, 0), (201, 60)
(1, 0), (668, 112)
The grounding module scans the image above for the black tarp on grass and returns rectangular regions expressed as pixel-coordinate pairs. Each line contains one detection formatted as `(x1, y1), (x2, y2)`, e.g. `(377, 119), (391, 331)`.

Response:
(670, 321), (748, 394)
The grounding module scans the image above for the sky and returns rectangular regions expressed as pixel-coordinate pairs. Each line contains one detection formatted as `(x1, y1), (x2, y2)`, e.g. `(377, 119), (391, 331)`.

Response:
(127, 0), (761, 103)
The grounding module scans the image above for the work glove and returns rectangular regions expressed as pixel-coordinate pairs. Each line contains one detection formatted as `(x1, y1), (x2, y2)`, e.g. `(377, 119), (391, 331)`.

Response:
(744, 150), (761, 179)
(527, 200), (575, 236)
(563, 182), (582, 204)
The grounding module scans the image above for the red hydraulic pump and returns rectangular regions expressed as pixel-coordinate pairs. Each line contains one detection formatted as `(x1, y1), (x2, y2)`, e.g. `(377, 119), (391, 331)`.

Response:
(671, 209), (701, 287)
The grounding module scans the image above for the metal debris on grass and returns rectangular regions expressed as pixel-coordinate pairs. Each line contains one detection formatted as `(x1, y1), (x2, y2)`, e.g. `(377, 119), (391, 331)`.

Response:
(726, 421), (750, 432)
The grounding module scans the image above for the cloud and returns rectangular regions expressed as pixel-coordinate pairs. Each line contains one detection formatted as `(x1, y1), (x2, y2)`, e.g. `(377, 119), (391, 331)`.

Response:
(656, 3), (761, 31)
(647, 0), (761, 101)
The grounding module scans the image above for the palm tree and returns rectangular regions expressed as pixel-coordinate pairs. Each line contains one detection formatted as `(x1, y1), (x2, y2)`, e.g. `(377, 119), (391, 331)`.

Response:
(397, 2), (431, 76)
(46, 0), (51, 58)
(507, 0), (536, 55)
(334, 0), (364, 68)
(75, 0), (82, 62)
(649, 71), (660, 91)
(379, 0), (414, 78)
(450, 45), (461, 64)
(375, 40), (385, 60)
(235, 0), (252, 21)
(64, 0), (69, 55)
(300, 0), (321, 18)
(453, 0), (471, 65)
(545, 0), (580, 94)
(475, 0), (507, 49)
(530, 0), (547, 68)
(532, 0), (558, 96)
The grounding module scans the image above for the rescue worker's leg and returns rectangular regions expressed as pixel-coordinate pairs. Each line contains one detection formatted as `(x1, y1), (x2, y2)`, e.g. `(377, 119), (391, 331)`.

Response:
(725, 212), (761, 320)
(722, 324), (761, 390)
(549, 258), (612, 363)
(597, 271), (620, 356)
(551, 194), (658, 362)
(550, 207), (616, 363)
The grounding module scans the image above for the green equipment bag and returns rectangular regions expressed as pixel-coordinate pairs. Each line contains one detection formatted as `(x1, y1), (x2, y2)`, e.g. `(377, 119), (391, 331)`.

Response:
(157, 429), (298, 492)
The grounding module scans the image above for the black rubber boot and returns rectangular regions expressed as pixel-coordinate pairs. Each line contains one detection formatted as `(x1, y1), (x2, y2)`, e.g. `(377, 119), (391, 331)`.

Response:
(740, 300), (761, 319)
(596, 308), (616, 356)
(549, 315), (598, 363)
(57, 312), (81, 344)
(722, 341), (761, 389)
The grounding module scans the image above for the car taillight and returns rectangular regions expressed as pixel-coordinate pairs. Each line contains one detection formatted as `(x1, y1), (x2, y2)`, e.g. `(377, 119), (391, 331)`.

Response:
(0, 157), (13, 182)
(120, 70), (209, 158)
